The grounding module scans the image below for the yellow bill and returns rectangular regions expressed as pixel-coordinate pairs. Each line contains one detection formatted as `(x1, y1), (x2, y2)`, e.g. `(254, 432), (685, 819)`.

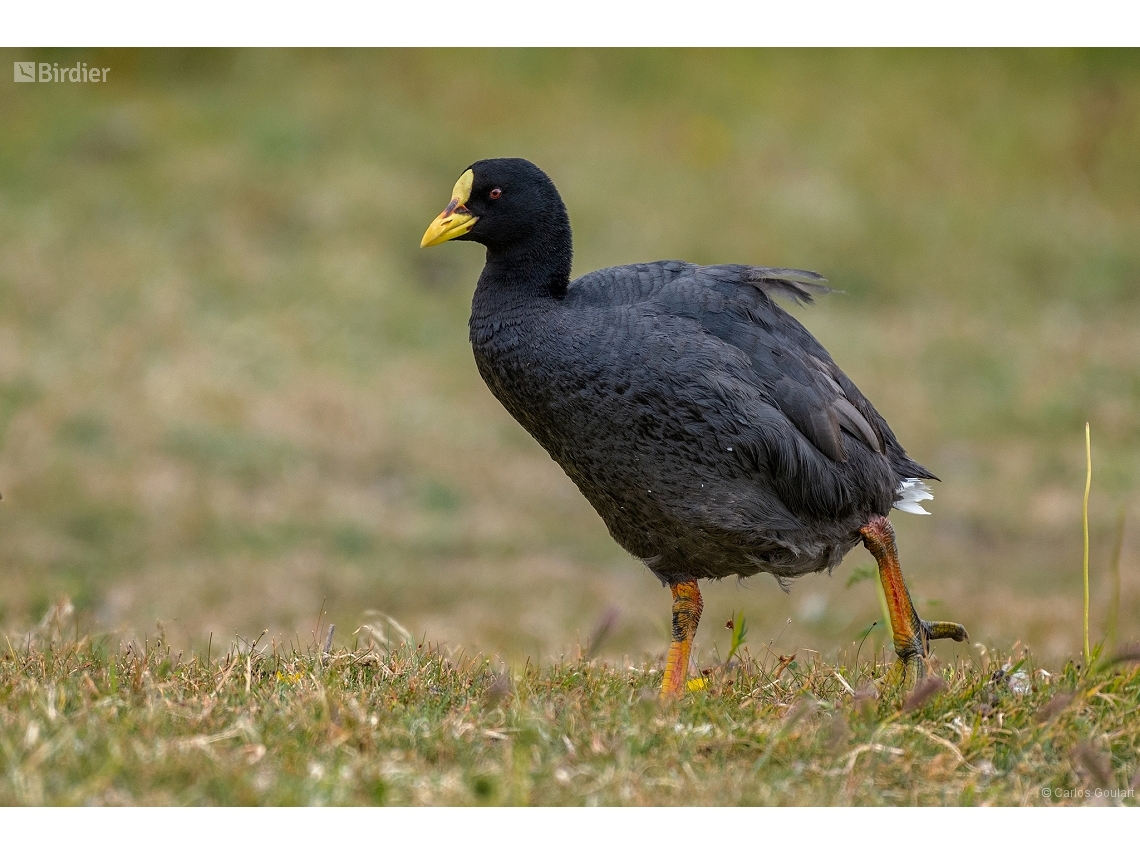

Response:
(420, 169), (477, 247)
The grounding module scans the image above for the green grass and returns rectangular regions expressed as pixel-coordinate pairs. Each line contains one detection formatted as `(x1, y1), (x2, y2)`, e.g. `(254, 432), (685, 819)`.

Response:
(4, 615), (1139, 805)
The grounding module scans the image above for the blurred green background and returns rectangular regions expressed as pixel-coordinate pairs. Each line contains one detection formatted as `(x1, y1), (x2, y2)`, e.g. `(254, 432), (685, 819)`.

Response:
(1, 48), (1137, 666)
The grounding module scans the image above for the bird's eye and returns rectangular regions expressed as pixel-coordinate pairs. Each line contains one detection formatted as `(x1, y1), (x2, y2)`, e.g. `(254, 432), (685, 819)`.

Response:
(489, 188), (502, 200)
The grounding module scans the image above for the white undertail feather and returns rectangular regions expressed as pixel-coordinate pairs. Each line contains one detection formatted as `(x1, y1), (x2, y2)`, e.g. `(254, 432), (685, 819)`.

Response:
(893, 478), (933, 515)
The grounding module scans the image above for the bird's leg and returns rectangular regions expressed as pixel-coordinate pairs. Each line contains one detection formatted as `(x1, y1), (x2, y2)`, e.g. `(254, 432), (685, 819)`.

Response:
(860, 515), (968, 676)
(660, 580), (703, 699)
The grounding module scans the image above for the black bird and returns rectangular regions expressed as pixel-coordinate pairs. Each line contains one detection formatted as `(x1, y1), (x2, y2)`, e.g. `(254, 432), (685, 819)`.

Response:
(421, 158), (967, 697)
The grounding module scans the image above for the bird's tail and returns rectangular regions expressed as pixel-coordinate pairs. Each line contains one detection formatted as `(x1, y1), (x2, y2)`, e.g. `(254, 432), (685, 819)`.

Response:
(893, 478), (933, 515)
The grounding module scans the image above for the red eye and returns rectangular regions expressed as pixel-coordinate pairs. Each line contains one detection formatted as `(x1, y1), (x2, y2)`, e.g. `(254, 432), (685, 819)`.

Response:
(489, 188), (502, 199)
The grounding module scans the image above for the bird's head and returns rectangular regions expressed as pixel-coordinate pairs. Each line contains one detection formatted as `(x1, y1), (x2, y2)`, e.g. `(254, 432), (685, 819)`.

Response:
(420, 158), (567, 253)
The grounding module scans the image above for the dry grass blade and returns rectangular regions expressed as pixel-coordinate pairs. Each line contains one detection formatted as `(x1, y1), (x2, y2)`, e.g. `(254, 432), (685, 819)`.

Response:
(1072, 740), (1114, 790)
(889, 724), (968, 769)
(829, 668), (854, 696)
(840, 743), (906, 774)
(1035, 692), (1075, 723)
(852, 683), (878, 718)
(770, 654), (796, 681)
(355, 612), (414, 653)
(903, 675), (946, 713)
(22, 597), (75, 648)
(582, 608), (620, 661)
(485, 671), (513, 707)
(322, 625), (336, 658)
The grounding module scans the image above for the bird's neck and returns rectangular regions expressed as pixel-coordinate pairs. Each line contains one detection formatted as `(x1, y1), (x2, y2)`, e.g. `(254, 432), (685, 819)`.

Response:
(474, 218), (573, 313)
(485, 244), (570, 299)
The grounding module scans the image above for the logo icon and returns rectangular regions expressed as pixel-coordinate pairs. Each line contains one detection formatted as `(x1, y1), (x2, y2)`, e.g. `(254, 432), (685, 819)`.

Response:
(14, 62), (36, 83)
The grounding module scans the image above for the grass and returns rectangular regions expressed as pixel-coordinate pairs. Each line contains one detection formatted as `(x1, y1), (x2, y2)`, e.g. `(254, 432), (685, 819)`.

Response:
(1085, 422), (1093, 664)
(4, 609), (1139, 806)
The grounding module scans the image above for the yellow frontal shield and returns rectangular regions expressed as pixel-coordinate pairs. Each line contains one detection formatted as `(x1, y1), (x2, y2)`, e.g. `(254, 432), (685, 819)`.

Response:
(421, 169), (477, 247)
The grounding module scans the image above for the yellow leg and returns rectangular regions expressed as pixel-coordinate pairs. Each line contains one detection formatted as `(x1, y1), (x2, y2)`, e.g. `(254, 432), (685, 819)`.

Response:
(860, 515), (967, 672)
(660, 580), (703, 699)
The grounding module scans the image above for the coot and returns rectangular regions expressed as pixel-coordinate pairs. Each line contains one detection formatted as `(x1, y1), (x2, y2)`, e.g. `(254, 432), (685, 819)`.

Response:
(421, 158), (966, 697)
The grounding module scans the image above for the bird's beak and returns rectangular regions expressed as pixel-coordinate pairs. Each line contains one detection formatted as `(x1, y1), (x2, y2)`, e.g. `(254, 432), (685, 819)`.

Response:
(420, 169), (477, 247)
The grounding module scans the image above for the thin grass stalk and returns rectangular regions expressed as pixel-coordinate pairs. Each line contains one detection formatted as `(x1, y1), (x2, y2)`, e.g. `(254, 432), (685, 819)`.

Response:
(1083, 422), (1092, 666)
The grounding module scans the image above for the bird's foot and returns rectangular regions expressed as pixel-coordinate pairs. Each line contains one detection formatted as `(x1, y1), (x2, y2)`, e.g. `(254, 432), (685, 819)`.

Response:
(894, 617), (969, 678)
(860, 515), (968, 677)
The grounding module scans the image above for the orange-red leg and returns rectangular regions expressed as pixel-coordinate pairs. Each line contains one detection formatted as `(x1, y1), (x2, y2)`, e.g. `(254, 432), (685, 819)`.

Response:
(860, 515), (967, 671)
(660, 580), (703, 699)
